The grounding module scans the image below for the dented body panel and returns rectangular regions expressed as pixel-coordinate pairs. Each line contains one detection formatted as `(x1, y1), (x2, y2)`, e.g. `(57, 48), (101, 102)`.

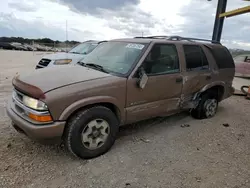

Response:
(125, 73), (182, 123)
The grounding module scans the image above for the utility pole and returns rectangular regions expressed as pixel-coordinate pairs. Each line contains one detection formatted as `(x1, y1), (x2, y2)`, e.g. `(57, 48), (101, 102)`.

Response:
(66, 20), (68, 52)
(211, 0), (250, 42)
(212, 0), (227, 42)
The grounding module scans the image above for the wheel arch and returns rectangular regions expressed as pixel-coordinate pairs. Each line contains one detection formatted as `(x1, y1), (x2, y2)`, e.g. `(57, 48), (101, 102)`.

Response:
(194, 82), (225, 102)
(59, 96), (125, 123)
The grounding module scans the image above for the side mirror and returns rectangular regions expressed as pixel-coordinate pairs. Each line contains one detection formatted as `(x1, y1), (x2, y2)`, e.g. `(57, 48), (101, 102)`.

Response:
(137, 67), (148, 89)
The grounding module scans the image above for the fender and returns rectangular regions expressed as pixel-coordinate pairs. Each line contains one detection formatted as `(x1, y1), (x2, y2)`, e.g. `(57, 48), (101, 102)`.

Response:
(193, 81), (226, 100)
(59, 96), (125, 122)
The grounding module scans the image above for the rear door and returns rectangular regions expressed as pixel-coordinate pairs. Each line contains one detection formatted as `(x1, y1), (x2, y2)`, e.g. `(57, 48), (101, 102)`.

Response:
(181, 45), (212, 100)
(125, 43), (183, 123)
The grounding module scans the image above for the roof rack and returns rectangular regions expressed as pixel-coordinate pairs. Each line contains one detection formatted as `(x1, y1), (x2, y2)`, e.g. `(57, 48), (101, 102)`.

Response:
(98, 40), (108, 44)
(170, 36), (221, 44)
(134, 35), (221, 44)
(134, 36), (169, 39)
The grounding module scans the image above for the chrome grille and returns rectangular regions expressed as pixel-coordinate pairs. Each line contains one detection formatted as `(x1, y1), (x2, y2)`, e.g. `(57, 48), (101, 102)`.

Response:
(38, 58), (51, 67)
(16, 91), (23, 102)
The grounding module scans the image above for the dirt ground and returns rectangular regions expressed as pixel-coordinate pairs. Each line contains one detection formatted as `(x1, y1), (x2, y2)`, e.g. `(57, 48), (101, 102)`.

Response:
(0, 50), (250, 188)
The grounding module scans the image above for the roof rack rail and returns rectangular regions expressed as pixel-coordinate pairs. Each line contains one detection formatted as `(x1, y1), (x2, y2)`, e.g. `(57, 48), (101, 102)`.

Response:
(98, 40), (108, 43)
(134, 35), (221, 44)
(134, 36), (169, 39)
(168, 36), (221, 44)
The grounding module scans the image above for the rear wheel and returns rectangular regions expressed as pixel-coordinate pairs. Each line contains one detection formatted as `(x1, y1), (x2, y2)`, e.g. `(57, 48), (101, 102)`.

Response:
(191, 91), (218, 119)
(64, 106), (119, 159)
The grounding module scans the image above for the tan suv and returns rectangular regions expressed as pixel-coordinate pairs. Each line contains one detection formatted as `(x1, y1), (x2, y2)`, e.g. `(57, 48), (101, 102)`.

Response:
(7, 36), (235, 159)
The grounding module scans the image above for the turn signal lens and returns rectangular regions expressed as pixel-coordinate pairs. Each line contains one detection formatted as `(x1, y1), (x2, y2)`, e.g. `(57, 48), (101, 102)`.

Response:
(28, 113), (52, 122)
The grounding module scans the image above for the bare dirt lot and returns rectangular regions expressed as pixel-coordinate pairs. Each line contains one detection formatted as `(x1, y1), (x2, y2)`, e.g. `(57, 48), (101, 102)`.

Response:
(0, 50), (250, 188)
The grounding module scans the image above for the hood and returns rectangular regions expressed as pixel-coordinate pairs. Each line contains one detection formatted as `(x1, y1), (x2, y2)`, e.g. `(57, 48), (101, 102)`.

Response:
(42, 52), (85, 62)
(13, 65), (112, 96)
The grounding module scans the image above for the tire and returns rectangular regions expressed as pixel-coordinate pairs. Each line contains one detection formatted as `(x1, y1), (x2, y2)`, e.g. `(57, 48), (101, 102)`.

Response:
(64, 106), (119, 159)
(191, 91), (218, 119)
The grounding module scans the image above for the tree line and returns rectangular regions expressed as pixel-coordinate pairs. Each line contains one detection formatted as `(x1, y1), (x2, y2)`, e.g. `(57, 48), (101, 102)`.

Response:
(0, 37), (80, 46)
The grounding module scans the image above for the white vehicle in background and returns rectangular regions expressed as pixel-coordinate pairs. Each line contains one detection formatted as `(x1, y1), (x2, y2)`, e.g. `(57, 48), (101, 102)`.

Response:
(23, 44), (37, 51)
(35, 40), (107, 69)
(10, 42), (28, 51)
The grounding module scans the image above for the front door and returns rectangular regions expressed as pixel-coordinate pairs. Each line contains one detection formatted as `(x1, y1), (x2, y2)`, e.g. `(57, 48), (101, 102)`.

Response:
(125, 43), (183, 123)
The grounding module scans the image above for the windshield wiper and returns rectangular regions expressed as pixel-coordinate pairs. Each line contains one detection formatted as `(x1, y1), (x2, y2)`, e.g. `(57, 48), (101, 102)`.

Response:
(77, 62), (109, 73)
(77, 61), (85, 66)
(85, 63), (110, 73)
(70, 51), (80, 54)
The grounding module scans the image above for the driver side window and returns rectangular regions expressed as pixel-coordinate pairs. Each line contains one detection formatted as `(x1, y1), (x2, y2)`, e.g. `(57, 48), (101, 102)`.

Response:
(142, 44), (180, 76)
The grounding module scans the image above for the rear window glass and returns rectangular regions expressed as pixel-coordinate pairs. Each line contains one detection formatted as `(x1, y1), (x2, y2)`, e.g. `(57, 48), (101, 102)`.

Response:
(206, 45), (235, 69)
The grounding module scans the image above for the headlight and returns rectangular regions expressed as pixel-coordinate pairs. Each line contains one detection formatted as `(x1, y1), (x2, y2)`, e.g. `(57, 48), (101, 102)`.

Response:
(22, 95), (48, 111)
(54, 59), (72, 65)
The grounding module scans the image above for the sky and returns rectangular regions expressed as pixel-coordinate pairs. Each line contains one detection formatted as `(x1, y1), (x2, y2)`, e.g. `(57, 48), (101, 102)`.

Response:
(0, 0), (250, 49)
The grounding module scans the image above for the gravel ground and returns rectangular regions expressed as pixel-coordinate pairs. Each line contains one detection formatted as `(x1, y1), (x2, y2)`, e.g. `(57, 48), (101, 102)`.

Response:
(0, 50), (250, 188)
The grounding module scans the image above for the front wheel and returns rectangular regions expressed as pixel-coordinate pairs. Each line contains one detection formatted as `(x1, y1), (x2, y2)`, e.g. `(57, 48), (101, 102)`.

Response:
(191, 91), (218, 119)
(64, 106), (119, 159)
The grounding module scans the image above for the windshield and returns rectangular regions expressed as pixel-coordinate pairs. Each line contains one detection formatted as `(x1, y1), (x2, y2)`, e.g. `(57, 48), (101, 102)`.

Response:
(69, 42), (98, 54)
(79, 41), (146, 75)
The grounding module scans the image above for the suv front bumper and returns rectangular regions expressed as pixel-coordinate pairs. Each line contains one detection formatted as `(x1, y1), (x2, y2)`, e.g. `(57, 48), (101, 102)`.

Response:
(6, 99), (65, 141)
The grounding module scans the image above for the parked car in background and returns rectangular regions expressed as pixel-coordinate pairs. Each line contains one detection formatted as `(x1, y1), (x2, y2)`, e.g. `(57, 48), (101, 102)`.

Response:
(35, 40), (107, 69)
(7, 36), (235, 159)
(10, 42), (28, 51)
(234, 54), (250, 78)
(23, 44), (37, 51)
(33, 44), (48, 52)
(0, 42), (15, 50)
(0, 42), (38, 51)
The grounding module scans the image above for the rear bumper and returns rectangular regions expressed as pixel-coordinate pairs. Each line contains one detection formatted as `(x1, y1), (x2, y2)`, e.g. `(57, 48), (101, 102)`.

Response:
(223, 85), (235, 99)
(6, 100), (66, 141)
(230, 86), (235, 96)
(235, 72), (250, 78)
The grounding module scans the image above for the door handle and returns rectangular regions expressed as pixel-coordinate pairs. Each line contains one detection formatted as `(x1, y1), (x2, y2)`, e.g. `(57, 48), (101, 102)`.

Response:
(176, 77), (183, 83)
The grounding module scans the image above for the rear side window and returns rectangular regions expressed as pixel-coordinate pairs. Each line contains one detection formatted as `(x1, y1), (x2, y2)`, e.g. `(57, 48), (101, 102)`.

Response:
(183, 45), (209, 71)
(205, 45), (235, 69)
